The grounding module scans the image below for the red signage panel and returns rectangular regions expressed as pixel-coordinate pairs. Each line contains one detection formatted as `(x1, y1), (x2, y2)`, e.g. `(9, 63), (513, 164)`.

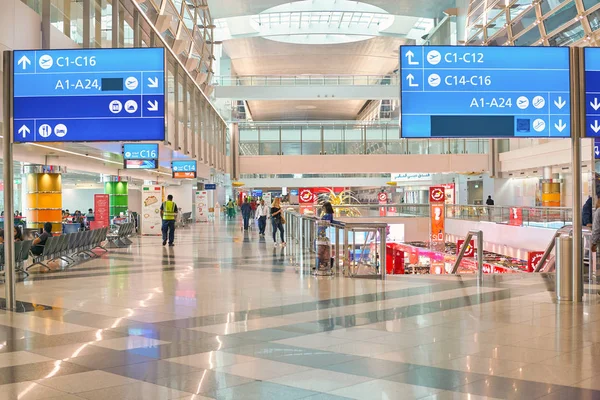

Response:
(92, 194), (110, 229)
(457, 239), (475, 258)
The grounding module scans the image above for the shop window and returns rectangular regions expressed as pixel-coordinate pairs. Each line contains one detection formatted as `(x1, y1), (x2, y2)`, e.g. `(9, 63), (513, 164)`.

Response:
(589, 8), (600, 31)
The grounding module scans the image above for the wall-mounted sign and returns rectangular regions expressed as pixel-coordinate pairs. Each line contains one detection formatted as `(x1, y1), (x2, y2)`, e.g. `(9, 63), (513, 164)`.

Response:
(400, 46), (571, 138)
(205, 184), (217, 190)
(13, 48), (165, 142)
(391, 173), (432, 182)
(457, 239), (475, 258)
(172, 160), (197, 179)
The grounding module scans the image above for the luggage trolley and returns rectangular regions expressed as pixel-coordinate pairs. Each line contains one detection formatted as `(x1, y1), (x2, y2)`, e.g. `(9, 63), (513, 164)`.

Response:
(314, 220), (334, 276)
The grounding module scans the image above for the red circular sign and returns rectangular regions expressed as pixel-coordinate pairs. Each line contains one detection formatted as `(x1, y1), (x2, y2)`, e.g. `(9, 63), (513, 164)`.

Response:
(378, 192), (387, 202)
(299, 189), (313, 203)
(430, 187), (445, 203)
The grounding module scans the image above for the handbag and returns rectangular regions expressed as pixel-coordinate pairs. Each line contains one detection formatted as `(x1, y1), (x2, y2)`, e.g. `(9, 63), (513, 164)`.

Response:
(281, 214), (286, 224)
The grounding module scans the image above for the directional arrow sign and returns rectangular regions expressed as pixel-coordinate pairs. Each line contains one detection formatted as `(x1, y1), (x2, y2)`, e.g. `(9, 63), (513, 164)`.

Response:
(405, 50), (419, 66)
(147, 77), (159, 88)
(406, 74), (419, 88)
(591, 98), (600, 111)
(18, 125), (30, 138)
(554, 96), (566, 110)
(596, 146), (600, 157)
(592, 120), (600, 134)
(17, 55), (31, 70)
(147, 100), (159, 111)
(554, 120), (566, 133)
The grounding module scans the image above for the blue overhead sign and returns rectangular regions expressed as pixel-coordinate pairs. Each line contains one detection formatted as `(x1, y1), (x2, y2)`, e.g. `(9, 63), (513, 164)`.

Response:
(205, 184), (217, 190)
(400, 46), (571, 138)
(123, 143), (158, 160)
(585, 48), (600, 138)
(13, 48), (165, 143)
(172, 160), (197, 172)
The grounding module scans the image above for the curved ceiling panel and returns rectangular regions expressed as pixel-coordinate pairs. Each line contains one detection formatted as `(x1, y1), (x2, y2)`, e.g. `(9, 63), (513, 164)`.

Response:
(207, 0), (456, 19)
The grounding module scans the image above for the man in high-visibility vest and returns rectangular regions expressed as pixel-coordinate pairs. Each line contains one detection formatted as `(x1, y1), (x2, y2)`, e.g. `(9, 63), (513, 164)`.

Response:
(160, 194), (178, 246)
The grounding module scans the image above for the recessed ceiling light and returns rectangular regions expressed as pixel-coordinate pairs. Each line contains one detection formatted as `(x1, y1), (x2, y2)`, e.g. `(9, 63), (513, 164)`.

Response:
(295, 105), (317, 110)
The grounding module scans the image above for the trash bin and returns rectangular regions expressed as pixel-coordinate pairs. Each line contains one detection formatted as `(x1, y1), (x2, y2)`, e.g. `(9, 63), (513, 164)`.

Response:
(555, 234), (573, 302)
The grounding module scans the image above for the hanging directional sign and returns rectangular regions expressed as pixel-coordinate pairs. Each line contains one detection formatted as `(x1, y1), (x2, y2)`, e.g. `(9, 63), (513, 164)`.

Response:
(13, 48), (165, 143)
(595, 138), (600, 159)
(585, 48), (600, 138)
(400, 46), (571, 138)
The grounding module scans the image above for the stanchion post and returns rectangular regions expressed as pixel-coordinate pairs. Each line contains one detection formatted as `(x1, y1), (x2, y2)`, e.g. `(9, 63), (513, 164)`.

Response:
(379, 226), (386, 280)
(2, 51), (16, 310)
(476, 231), (483, 282)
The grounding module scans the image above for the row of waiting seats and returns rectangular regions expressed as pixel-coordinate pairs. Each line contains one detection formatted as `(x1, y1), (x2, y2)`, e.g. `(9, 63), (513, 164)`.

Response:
(1, 222), (136, 279)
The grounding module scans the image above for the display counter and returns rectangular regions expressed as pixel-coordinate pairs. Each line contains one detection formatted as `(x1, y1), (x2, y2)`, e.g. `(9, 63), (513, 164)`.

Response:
(388, 241), (528, 275)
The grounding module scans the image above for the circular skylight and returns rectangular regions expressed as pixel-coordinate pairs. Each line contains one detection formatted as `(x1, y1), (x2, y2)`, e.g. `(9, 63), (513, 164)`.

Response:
(250, 0), (395, 45)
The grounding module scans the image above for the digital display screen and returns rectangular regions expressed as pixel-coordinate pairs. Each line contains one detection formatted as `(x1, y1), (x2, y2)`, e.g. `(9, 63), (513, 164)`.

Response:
(124, 159), (157, 169)
(123, 143), (159, 160)
(172, 160), (197, 179)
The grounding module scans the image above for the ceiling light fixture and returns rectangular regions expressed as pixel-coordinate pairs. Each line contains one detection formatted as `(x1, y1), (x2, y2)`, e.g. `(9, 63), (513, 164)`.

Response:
(26, 143), (124, 166)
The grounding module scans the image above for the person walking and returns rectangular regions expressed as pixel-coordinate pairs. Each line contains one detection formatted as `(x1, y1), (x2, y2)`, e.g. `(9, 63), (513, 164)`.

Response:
(161, 194), (178, 246)
(241, 198), (252, 231)
(486, 195), (495, 206)
(271, 197), (285, 247)
(250, 197), (257, 219)
(255, 199), (269, 236)
(226, 199), (235, 220)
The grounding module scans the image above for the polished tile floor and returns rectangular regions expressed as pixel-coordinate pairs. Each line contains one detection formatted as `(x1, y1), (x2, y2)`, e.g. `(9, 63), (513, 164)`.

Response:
(0, 219), (599, 399)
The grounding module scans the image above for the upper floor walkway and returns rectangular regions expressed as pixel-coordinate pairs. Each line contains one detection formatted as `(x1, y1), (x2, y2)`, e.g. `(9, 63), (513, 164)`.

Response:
(213, 74), (400, 100)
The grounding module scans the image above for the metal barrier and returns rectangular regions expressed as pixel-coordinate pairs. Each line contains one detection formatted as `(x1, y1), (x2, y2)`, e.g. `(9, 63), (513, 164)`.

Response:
(285, 210), (387, 279)
(451, 230), (483, 279)
(556, 235), (573, 302)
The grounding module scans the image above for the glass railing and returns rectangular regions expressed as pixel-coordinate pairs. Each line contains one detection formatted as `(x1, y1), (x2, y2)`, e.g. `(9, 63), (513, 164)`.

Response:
(214, 74), (400, 86)
(446, 204), (572, 229)
(239, 121), (489, 156)
(291, 204), (572, 228)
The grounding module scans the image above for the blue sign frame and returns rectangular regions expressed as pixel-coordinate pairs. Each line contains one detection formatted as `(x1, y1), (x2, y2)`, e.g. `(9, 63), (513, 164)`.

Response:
(123, 143), (159, 160)
(585, 48), (600, 138)
(172, 160), (197, 178)
(13, 48), (165, 143)
(205, 184), (217, 190)
(400, 46), (572, 138)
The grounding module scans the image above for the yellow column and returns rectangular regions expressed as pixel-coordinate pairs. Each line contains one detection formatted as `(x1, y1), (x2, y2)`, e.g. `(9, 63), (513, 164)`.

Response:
(26, 172), (62, 233)
(541, 181), (561, 207)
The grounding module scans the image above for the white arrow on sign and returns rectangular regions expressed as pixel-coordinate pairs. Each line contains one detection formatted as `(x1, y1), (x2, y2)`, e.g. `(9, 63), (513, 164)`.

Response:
(592, 120), (600, 134)
(596, 146), (600, 157)
(406, 74), (419, 88)
(405, 50), (419, 66)
(554, 96), (566, 110)
(591, 98), (600, 111)
(554, 119), (566, 133)
(18, 125), (30, 138)
(17, 55), (31, 70)
(147, 100), (159, 112)
(147, 77), (159, 88)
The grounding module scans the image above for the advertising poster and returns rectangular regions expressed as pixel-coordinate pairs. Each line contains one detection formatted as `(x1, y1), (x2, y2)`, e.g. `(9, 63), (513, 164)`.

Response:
(457, 239), (475, 258)
(91, 194), (110, 230)
(378, 192), (388, 216)
(196, 191), (209, 222)
(429, 186), (445, 249)
(141, 186), (162, 236)
(299, 188), (314, 214)
(509, 207), (523, 226)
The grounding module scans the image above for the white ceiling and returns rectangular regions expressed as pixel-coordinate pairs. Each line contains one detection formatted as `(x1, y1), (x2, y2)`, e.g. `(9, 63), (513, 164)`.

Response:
(247, 99), (367, 120)
(222, 36), (405, 120)
(208, 0), (456, 19)
(224, 36), (405, 76)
